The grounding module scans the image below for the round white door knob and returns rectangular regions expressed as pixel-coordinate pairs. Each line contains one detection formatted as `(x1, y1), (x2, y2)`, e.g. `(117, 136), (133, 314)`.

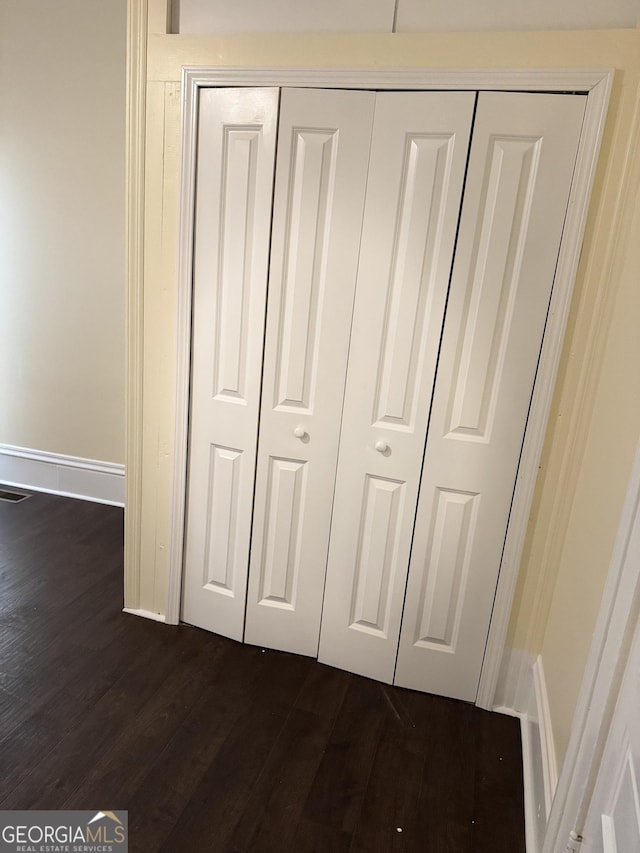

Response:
(293, 425), (307, 439)
(375, 440), (389, 453)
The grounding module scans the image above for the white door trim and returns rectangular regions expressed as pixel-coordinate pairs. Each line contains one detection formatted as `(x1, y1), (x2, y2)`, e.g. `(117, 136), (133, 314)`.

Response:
(165, 66), (612, 711)
(542, 443), (640, 853)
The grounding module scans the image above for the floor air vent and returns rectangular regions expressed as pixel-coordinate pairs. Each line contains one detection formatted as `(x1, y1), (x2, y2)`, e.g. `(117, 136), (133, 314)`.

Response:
(0, 489), (30, 504)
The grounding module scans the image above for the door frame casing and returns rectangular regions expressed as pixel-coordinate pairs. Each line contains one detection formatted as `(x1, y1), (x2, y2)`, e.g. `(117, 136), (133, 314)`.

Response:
(165, 66), (613, 710)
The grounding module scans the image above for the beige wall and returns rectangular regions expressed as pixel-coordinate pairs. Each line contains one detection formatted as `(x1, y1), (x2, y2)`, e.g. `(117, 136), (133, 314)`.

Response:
(537, 170), (640, 763)
(0, 0), (126, 463)
(506, 46), (640, 763)
(132, 2), (640, 770)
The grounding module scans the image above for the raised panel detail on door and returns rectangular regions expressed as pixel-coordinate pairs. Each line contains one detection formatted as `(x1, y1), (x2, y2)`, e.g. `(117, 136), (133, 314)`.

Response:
(350, 475), (406, 636)
(318, 92), (476, 683)
(415, 488), (479, 649)
(256, 456), (306, 606)
(200, 444), (242, 593)
(212, 128), (266, 402)
(182, 88), (278, 640)
(274, 129), (339, 411)
(244, 88), (376, 656)
(395, 92), (587, 700)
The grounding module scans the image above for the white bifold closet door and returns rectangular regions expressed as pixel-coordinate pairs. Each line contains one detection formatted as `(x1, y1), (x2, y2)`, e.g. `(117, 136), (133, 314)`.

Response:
(392, 92), (586, 700)
(317, 92), (476, 680)
(182, 85), (586, 704)
(318, 91), (586, 697)
(182, 88), (278, 640)
(183, 86), (374, 646)
(243, 88), (375, 655)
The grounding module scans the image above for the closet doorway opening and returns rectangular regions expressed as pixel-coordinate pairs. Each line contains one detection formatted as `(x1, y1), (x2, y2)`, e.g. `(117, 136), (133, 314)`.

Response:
(166, 67), (612, 710)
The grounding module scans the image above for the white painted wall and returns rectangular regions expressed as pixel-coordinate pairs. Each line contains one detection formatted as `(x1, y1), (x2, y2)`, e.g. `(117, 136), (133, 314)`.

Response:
(394, 0), (639, 32)
(174, 0), (639, 34)
(0, 0), (126, 464)
(174, 0), (395, 33)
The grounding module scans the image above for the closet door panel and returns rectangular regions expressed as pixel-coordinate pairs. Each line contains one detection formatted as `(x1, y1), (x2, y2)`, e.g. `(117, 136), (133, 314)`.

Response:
(317, 92), (476, 682)
(244, 88), (376, 655)
(395, 92), (587, 700)
(182, 88), (279, 639)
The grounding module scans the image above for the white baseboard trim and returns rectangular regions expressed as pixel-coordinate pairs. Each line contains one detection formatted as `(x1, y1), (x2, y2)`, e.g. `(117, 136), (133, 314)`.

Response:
(494, 703), (539, 853)
(494, 646), (536, 713)
(532, 656), (558, 817)
(493, 653), (557, 853)
(520, 711), (540, 853)
(122, 607), (166, 623)
(492, 704), (520, 718)
(0, 443), (124, 507)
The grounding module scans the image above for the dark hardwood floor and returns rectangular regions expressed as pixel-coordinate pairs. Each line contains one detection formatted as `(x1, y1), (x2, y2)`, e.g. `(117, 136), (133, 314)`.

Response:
(0, 489), (525, 852)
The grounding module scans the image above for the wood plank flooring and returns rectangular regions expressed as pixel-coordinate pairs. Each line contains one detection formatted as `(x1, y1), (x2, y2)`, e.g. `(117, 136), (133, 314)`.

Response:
(0, 489), (526, 852)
